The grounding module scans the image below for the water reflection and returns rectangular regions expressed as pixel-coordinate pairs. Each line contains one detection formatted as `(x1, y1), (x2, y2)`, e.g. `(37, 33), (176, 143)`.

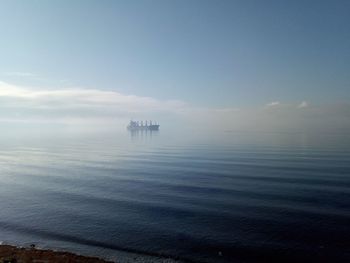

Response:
(128, 129), (159, 141)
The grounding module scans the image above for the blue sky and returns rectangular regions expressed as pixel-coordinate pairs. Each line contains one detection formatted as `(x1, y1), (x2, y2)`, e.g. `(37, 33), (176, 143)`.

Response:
(0, 0), (349, 131)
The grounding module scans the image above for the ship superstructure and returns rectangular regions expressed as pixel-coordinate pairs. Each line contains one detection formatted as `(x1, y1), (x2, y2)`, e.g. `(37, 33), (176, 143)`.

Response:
(127, 120), (160, 131)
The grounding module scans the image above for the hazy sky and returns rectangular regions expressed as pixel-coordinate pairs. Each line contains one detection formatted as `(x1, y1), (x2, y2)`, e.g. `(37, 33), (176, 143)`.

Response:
(0, 0), (349, 132)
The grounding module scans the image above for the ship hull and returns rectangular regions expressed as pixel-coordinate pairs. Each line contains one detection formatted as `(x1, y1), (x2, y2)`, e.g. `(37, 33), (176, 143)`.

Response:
(127, 125), (160, 131)
(127, 121), (160, 131)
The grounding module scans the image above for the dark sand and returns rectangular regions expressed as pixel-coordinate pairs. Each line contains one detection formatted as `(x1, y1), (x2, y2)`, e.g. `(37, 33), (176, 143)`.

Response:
(0, 244), (113, 263)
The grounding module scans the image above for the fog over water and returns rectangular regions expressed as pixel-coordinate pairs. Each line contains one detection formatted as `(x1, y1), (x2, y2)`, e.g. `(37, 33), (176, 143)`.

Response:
(0, 81), (349, 134)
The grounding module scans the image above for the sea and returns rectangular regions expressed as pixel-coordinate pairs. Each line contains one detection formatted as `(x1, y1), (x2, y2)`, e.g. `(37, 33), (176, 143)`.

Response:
(0, 127), (349, 263)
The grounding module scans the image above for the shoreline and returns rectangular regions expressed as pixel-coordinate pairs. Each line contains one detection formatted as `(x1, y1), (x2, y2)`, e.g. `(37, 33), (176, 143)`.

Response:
(0, 243), (187, 263)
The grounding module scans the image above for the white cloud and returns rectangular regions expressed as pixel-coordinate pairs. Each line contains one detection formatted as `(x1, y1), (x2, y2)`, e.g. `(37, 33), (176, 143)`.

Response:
(266, 101), (280, 107)
(3, 72), (39, 77)
(297, 101), (308, 109)
(0, 81), (187, 121)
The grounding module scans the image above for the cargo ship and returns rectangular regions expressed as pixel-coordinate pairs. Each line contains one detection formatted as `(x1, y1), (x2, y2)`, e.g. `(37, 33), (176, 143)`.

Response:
(127, 120), (160, 131)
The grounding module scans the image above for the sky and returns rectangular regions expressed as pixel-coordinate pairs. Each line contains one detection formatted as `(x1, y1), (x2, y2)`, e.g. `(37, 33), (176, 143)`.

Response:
(0, 0), (349, 132)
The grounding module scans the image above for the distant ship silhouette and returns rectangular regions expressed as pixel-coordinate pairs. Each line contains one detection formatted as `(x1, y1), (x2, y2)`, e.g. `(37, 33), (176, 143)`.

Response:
(127, 120), (160, 131)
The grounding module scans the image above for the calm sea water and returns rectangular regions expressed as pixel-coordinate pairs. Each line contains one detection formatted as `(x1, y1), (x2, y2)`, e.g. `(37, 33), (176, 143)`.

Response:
(0, 128), (349, 263)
